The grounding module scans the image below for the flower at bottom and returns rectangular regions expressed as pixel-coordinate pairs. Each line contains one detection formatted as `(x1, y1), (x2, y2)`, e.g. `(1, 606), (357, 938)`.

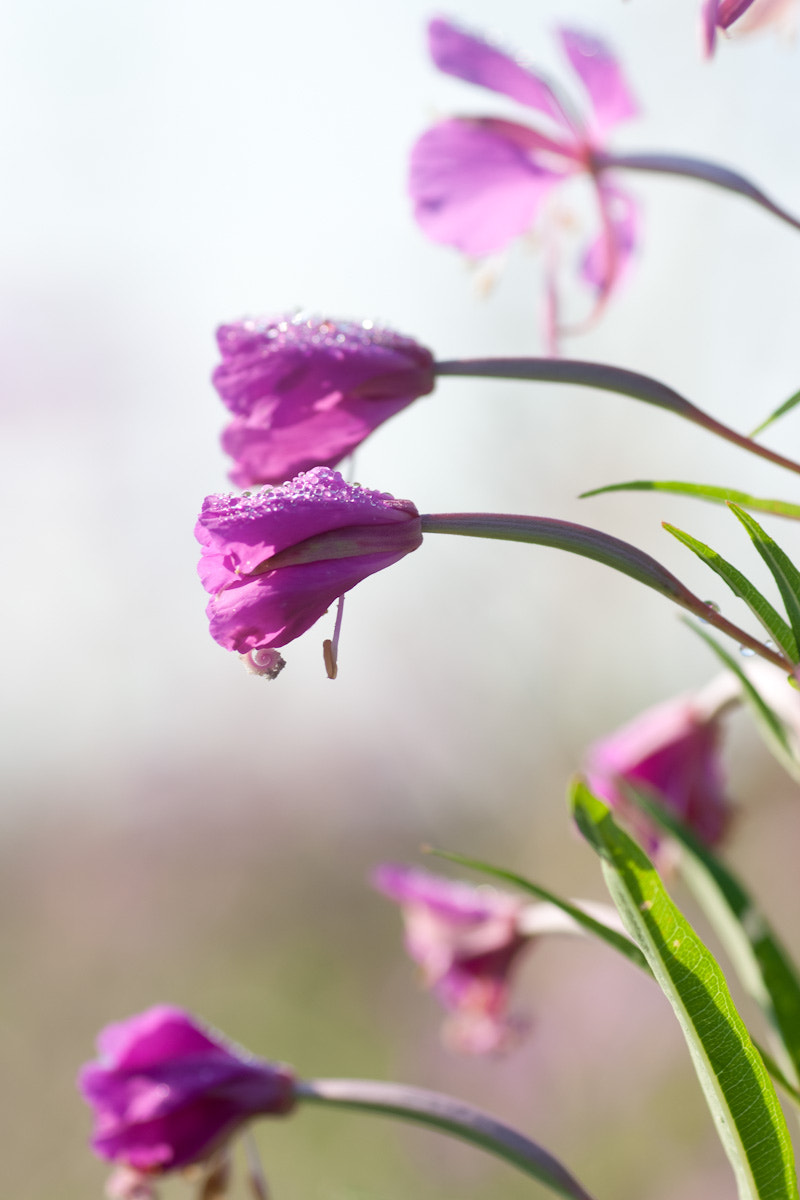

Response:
(195, 468), (422, 663)
(700, 0), (798, 56)
(584, 691), (732, 853)
(78, 1006), (296, 1177)
(373, 864), (532, 1055)
(214, 313), (436, 487)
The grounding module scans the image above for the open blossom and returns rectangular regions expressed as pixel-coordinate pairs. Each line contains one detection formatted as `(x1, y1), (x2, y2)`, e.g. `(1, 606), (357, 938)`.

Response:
(214, 314), (436, 487)
(196, 468), (422, 660)
(410, 19), (639, 344)
(78, 1006), (296, 1176)
(373, 864), (533, 1054)
(701, 0), (798, 56)
(584, 691), (732, 852)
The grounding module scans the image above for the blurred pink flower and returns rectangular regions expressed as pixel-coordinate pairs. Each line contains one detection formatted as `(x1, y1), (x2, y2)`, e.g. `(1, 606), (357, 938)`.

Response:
(373, 864), (532, 1054)
(214, 314), (435, 487)
(410, 18), (639, 344)
(585, 692), (732, 852)
(196, 467), (422, 659)
(78, 1006), (295, 1176)
(701, 0), (798, 55)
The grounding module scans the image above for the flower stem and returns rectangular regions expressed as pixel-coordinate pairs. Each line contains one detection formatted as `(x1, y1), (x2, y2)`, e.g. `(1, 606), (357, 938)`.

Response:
(596, 151), (800, 234)
(433, 358), (800, 479)
(419, 512), (791, 671)
(295, 1078), (598, 1200)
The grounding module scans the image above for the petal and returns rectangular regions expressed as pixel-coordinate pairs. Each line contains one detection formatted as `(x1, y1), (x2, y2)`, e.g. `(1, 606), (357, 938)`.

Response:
(428, 17), (574, 130)
(221, 392), (419, 489)
(205, 549), (414, 653)
(700, 0), (721, 55)
(410, 118), (565, 257)
(558, 28), (638, 139)
(94, 1008), (223, 1071)
(580, 182), (639, 296)
(196, 470), (419, 590)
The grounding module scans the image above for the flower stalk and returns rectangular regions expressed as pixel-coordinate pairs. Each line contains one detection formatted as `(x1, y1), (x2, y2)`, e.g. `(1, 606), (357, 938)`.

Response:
(294, 1078), (598, 1200)
(419, 512), (792, 671)
(434, 359), (800, 479)
(595, 151), (800, 234)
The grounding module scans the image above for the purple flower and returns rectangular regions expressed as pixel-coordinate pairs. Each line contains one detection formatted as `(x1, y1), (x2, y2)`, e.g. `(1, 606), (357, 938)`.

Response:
(373, 864), (532, 1055)
(410, 19), (639, 345)
(700, 0), (797, 55)
(196, 467), (422, 661)
(78, 1006), (296, 1176)
(213, 314), (436, 487)
(585, 692), (732, 852)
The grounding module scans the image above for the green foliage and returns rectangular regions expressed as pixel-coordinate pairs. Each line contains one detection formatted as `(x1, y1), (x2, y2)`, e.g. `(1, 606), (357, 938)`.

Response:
(727, 504), (800, 653)
(663, 523), (798, 661)
(581, 480), (800, 522)
(626, 784), (800, 1093)
(571, 781), (799, 1200)
(750, 389), (800, 439)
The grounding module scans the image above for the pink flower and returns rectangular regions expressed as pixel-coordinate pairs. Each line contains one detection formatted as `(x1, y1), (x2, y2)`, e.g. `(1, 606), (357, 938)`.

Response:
(584, 692), (732, 852)
(373, 864), (532, 1054)
(213, 314), (436, 487)
(196, 467), (422, 661)
(410, 19), (639, 344)
(78, 1006), (295, 1176)
(700, 0), (798, 56)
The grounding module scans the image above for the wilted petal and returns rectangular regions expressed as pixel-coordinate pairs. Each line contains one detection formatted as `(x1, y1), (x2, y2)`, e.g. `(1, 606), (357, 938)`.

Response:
(410, 118), (566, 257)
(559, 28), (638, 139)
(580, 182), (639, 297)
(428, 17), (573, 130)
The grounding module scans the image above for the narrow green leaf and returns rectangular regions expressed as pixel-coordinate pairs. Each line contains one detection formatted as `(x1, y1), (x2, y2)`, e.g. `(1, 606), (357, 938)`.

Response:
(663, 522), (798, 661)
(626, 784), (800, 1090)
(427, 847), (650, 975)
(571, 779), (799, 1200)
(728, 504), (800, 651)
(580, 480), (800, 523)
(751, 390), (800, 439)
(684, 620), (800, 781)
(758, 1044), (800, 1108)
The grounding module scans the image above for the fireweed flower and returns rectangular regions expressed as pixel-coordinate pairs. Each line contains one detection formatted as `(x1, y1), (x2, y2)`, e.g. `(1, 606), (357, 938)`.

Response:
(410, 18), (639, 344)
(213, 313), (436, 487)
(196, 467), (422, 670)
(373, 864), (533, 1054)
(584, 690), (733, 854)
(700, 0), (798, 56)
(78, 1006), (296, 1178)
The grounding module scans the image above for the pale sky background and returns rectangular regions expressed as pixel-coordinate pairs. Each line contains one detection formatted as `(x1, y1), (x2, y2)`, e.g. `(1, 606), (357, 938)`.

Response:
(2, 0), (800, 819)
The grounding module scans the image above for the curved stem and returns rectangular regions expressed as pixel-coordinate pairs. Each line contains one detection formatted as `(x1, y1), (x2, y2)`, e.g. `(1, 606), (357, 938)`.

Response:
(419, 512), (790, 671)
(434, 358), (800, 479)
(295, 1078), (598, 1200)
(596, 150), (800, 234)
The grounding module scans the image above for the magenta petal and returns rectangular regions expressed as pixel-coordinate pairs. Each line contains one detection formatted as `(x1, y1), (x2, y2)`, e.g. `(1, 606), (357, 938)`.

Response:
(205, 548), (413, 653)
(410, 118), (565, 257)
(700, 0), (721, 54)
(585, 694), (732, 850)
(196, 470), (422, 653)
(558, 28), (638, 139)
(580, 183), (639, 296)
(79, 1007), (296, 1174)
(428, 17), (573, 130)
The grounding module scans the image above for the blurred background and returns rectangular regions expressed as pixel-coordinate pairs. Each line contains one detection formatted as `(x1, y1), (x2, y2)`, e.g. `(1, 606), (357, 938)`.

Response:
(2, 0), (800, 1196)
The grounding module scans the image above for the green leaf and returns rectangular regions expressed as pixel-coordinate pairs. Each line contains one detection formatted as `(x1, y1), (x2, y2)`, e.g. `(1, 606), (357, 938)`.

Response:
(625, 784), (800, 1090)
(580, 480), (800, 523)
(684, 620), (800, 781)
(751, 389), (800, 439)
(427, 847), (650, 975)
(663, 522), (798, 661)
(571, 779), (799, 1200)
(728, 504), (800, 652)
